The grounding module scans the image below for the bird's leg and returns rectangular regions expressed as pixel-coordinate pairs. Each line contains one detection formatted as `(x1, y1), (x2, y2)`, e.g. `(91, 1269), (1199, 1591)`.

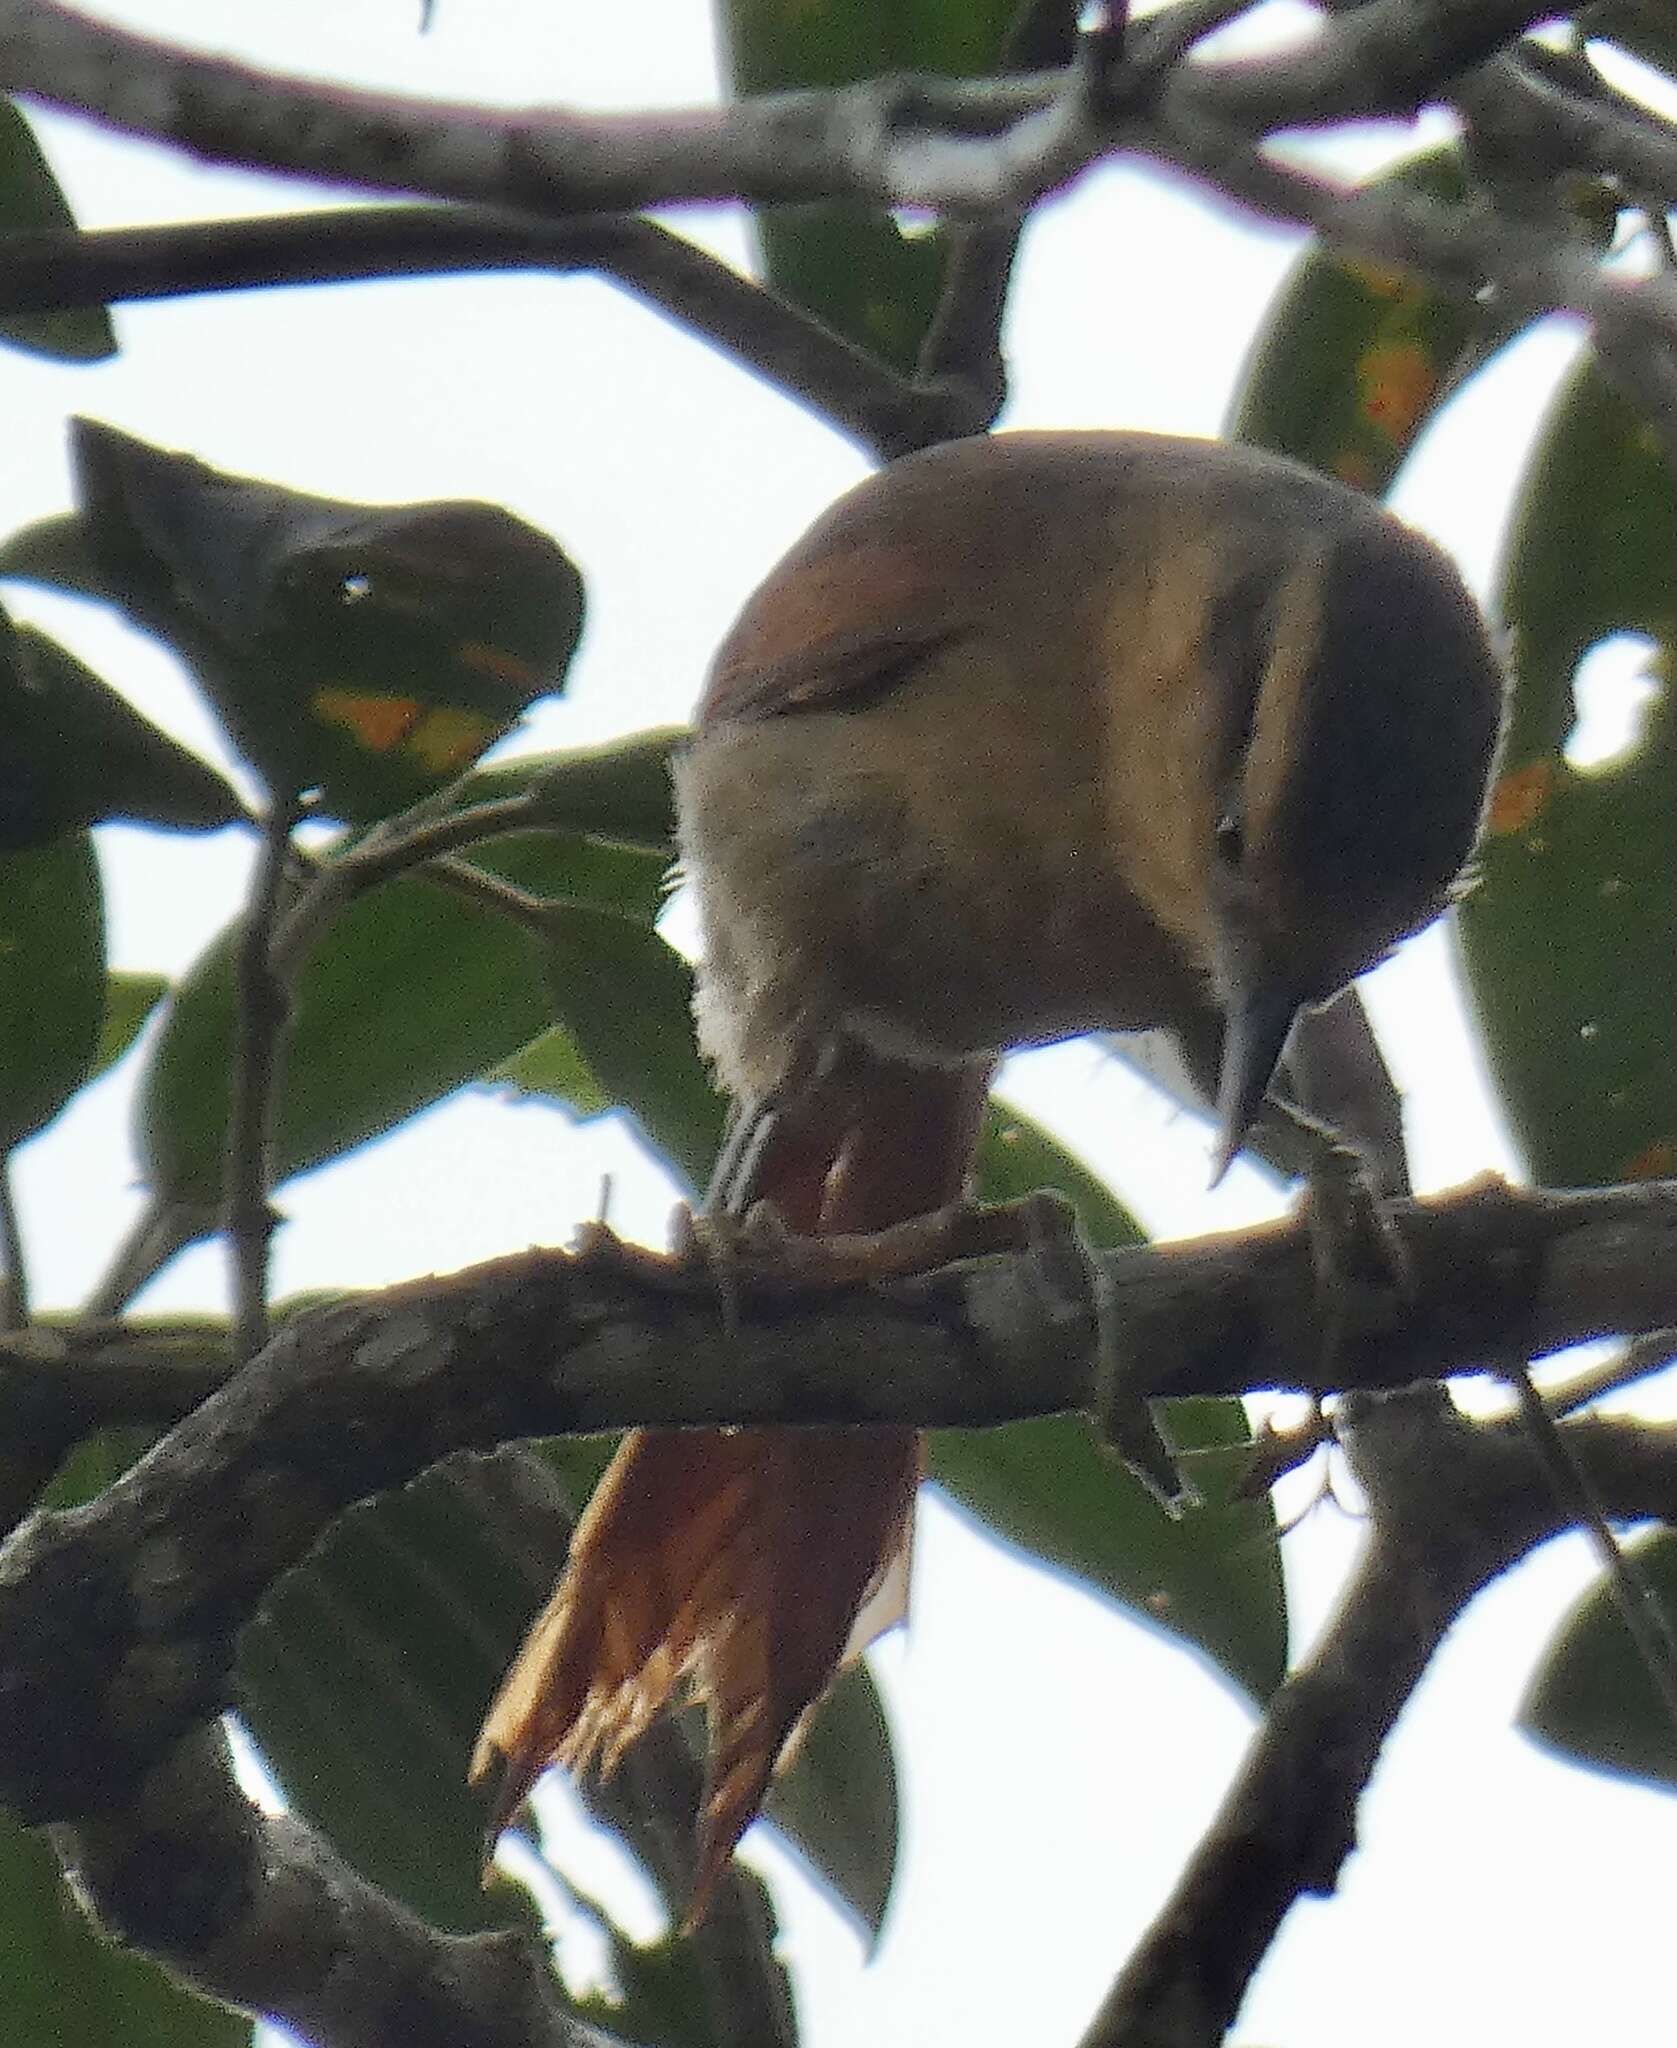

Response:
(1265, 1095), (1414, 1368)
(1007, 1191), (1193, 1512)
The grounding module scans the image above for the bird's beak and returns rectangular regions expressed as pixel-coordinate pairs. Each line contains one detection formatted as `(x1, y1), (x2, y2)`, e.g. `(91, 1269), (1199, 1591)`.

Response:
(1209, 982), (1299, 1186)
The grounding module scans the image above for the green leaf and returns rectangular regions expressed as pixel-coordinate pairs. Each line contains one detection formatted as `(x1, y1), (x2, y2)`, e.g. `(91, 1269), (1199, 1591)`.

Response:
(0, 609), (242, 850)
(1458, 358), (1677, 1186)
(927, 1104), (1287, 1706)
(524, 726), (684, 854)
(1521, 1529), (1677, 1792)
(761, 1662), (897, 1941)
(95, 971), (170, 1077)
(43, 420), (585, 818)
(719, 0), (1018, 372)
(1587, 4), (1677, 80)
(238, 1450), (565, 1934)
(0, 507), (111, 598)
(1228, 148), (1482, 492)
(0, 833), (104, 1150)
(0, 1811), (243, 2045)
(0, 100), (116, 362)
(138, 829), (669, 1206)
(497, 906), (724, 1194)
(574, 1884), (795, 2048)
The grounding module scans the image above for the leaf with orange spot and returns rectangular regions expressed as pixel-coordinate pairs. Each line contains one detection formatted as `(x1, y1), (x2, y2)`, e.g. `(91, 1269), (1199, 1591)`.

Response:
(1, 420), (584, 820)
(1459, 358), (1677, 1187)
(1230, 148), (1497, 494)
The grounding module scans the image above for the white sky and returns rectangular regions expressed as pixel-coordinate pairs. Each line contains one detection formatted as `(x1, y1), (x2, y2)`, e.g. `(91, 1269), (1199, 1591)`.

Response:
(7, 6), (1676, 2047)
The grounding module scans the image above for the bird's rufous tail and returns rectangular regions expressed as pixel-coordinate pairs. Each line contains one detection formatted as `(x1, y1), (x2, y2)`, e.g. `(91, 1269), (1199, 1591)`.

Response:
(472, 1055), (991, 1912)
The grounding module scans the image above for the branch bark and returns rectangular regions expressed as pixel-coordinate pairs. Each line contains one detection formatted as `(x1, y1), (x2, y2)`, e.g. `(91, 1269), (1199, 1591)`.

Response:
(50, 1725), (621, 2048)
(1078, 1386), (1677, 2047)
(3, 1173), (1677, 1828)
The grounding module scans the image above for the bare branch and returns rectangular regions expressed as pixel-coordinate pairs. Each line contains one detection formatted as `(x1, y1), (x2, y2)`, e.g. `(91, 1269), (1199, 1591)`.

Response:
(1078, 1385), (1677, 2048)
(0, 208), (975, 459)
(4, 1174), (1677, 1828)
(227, 799), (303, 1365)
(0, 0), (1552, 219)
(51, 1725), (620, 2048)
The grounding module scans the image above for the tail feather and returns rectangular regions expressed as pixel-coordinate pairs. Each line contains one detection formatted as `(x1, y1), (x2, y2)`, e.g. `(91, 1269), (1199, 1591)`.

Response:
(473, 1055), (990, 1912)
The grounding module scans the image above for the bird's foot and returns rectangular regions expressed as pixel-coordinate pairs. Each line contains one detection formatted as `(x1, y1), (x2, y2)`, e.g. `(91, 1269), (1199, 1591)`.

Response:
(1297, 1141), (1412, 1370)
(666, 1194), (1034, 1305)
(1004, 1191), (1193, 1513)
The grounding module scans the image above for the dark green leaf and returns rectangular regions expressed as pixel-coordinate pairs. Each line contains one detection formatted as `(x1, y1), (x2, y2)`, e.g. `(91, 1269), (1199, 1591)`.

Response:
(927, 1104), (1287, 1705)
(1521, 1529), (1677, 1792)
(94, 971), (170, 1077)
(137, 829), (668, 1205)
(761, 1662), (897, 1941)
(719, 0), (1018, 372)
(0, 100), (116, 362)
(0, 508), (111, 598)
(49, 420), (585, 817)
(239, 1450), (569, 1934)
(1458, 358), (1677, 1186)
(0, 833), (104, 1149)
(0, 609), (242, 849)
(498, 905), (725, 1193)
(0, 1810), (243, 2045)
(1588, 4), (1677, 79)
(573, 1882), (795, 2048)
(1228, 148), (1483, 492)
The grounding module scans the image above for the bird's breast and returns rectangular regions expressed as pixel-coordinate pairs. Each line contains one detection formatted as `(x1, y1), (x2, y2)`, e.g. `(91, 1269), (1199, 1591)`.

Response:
(676, 647), (1210, 1097)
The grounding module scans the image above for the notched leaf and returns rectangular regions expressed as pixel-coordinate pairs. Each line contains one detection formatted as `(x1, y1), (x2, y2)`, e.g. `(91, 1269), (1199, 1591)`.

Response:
(9, 419), (586, 819)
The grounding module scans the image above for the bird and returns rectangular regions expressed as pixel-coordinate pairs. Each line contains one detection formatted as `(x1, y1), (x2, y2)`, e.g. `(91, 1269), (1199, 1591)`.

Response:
(471, 428), (1507, 1912)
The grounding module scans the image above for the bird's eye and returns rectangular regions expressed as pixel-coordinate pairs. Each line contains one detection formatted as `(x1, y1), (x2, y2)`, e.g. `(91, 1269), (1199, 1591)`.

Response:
(1215, 812), (1244, 865)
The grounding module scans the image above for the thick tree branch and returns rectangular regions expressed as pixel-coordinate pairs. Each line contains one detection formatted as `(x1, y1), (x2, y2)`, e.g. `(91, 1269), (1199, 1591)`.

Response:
(1078, 1386), (1677, 2048)
(2, 1174), (1677, 1828)
(50, 1725), (620, 2048)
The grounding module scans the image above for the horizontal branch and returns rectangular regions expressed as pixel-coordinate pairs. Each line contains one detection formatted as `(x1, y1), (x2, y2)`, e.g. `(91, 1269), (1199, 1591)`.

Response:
(0, 1172), (1675, 1828)
(0, 0), (1550, 219)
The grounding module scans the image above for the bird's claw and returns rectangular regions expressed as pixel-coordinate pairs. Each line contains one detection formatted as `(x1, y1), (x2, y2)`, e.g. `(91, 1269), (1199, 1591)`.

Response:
(1298, 1142), (1412, 1369)
(1016, 1192), (1193, 1514)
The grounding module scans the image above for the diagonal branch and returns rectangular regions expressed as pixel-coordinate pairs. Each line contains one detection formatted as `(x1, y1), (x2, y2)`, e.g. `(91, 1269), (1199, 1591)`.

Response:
(0, 208), (980, 459)
(1077, 1385), (1677, 2048)
(50, 1724), (621, 2048)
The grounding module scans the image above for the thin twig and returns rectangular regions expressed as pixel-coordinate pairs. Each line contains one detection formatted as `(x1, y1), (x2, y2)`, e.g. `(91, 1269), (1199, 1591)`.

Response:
(227, 796), (303, 1365)
(1548, 1329), (1677, 1416)
(0, 209), (969, 460)
(270, 786), (548, 981)
(80, 1193), (212, 1321)
(1506, 1359), (1677, 1734)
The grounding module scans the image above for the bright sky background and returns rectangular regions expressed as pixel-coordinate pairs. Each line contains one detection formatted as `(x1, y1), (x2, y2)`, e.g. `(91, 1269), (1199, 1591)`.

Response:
(7, 5), (1676, 2046)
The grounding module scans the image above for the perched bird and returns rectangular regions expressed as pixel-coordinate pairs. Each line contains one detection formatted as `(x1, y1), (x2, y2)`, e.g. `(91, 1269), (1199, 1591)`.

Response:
(472, 429), (1506, 1908)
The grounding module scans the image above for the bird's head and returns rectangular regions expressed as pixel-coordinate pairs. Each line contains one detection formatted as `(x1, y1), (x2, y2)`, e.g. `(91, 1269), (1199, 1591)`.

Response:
(1202, 511), (1506, 1179)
